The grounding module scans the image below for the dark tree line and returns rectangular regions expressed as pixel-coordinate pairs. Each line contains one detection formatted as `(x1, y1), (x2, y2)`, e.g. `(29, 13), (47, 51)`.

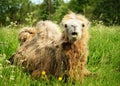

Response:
(93, 0), (120, 25)
(0, 0), (35, 26)
(0, 0), (120, 26)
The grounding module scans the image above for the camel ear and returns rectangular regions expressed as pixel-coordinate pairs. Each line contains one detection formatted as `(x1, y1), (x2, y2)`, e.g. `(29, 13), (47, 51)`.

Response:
(83, 20), (90, 29)
(86, 21), (91, 29)
(60, 22), (63, 27)
(60, 22), (65, 32)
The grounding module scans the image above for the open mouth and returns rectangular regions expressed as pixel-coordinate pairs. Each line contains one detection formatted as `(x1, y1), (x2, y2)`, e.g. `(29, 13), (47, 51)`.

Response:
(71, 32), (78, 37)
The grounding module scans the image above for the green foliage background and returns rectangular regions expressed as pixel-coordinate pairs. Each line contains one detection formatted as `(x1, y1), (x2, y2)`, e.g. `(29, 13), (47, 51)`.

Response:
(0, 0), (120, 26)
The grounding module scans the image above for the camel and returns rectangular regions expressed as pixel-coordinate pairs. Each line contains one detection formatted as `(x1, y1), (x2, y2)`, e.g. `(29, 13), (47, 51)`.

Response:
(9, 12), (91, 82)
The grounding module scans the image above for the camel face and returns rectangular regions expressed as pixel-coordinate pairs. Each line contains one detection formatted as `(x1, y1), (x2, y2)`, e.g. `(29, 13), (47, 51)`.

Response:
(62, 19), (85, 42)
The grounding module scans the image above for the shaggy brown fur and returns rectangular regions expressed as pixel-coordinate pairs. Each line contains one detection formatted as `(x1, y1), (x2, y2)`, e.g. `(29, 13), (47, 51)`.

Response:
(9, 20), (65, 78)
(18, 20), (62, 46)
(18, 27), (36, 46)
(61, 12), (91, 81)
(9, 13), (90, 82)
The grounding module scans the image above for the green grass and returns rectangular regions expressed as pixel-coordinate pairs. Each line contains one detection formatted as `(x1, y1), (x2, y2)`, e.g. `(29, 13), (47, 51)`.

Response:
(0, 25), (120, 86)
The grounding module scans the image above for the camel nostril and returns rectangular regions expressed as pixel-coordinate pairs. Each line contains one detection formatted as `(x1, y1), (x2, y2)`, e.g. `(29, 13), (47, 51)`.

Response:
(72, 32), (78, 35)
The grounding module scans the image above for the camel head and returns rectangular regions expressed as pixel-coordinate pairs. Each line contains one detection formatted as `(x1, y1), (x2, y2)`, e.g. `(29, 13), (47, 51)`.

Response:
(61, 12), (90, 42)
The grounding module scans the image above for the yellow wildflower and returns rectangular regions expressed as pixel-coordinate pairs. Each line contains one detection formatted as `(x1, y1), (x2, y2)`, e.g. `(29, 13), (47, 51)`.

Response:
(41, 70), (46, 75)
(58, 77), (62, 81)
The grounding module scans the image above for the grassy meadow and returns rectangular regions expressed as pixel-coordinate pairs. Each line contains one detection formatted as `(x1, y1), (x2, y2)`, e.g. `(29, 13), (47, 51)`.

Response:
(0, 25), (120, 86)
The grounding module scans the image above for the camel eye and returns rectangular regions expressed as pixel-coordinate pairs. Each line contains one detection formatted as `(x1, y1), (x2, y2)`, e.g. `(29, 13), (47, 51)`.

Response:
(64, 24), (67, 28)
(82, 24), (85, 27)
